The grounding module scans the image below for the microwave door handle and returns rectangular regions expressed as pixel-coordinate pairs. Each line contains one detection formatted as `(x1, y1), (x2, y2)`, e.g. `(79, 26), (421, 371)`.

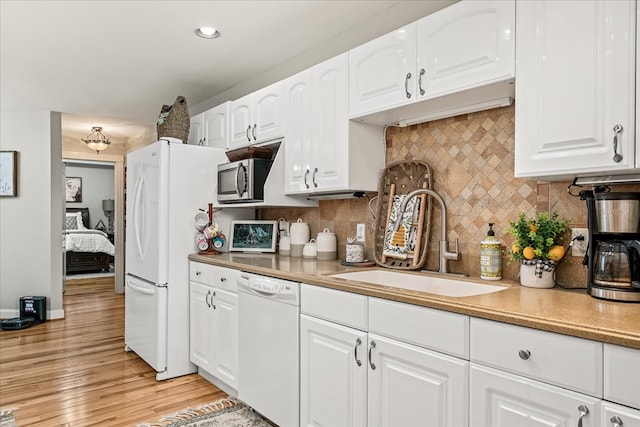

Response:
(235, 163), (247, 197)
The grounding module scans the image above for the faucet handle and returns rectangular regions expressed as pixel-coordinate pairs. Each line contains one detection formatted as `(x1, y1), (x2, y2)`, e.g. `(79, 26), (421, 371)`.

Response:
(453, 238), (460, 260)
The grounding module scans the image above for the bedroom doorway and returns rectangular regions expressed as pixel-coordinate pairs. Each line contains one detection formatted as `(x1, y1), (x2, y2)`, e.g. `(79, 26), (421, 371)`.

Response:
(62, 153), (125, 294)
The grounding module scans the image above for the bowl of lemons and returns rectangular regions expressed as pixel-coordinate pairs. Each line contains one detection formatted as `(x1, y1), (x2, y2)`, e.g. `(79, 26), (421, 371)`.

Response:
(507, 211), (570, 288)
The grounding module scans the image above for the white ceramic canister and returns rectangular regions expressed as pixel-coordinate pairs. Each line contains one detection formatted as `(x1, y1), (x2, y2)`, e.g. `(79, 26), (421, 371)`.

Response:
(316, 228), (337, 260)
(303, 239), (318, 258)
(290, 218), (310, 245)
(279, 235), (291, 256)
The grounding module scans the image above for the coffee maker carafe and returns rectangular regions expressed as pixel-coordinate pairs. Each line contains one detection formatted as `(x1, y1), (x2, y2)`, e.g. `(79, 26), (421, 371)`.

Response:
(584, 191), (640, 302)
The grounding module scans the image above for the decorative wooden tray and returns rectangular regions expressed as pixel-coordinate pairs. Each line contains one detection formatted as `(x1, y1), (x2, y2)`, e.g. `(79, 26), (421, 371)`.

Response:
(373, 160), (433, 270)
(225, 146), (273, 162)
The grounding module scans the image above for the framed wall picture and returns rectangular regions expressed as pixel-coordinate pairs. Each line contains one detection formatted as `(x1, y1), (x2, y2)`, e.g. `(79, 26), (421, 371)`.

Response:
(65, 177), (83, 202)
(0, 151), (18, 197)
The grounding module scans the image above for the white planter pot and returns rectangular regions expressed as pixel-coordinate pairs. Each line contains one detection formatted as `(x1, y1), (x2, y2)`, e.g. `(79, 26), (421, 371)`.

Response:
(519, 262), (555, 288)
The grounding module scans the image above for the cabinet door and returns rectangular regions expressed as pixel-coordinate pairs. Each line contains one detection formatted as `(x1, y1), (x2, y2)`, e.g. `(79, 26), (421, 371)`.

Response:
(211, 288), (238, 389)
(368, 333), (468, 427)
(300, 315), (367, 427)
(470, 364), (600, 427)
(188, 113), (204, 146)
(515, 0), (637, 178)
(229, 94), (253, 149)
(283, 69), (314, 194)
(203, 102), (229, 150)
(312, 53), (349, 192)
(189, 281), (212, 370)
(349, 24), (417, 117)
(416, 0), (514, 100)
(253, 81), (283, 143)
(601, 401), (640, 427)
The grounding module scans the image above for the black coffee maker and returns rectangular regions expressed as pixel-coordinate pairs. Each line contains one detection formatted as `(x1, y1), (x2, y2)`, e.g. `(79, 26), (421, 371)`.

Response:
(582, 190), (640, 302)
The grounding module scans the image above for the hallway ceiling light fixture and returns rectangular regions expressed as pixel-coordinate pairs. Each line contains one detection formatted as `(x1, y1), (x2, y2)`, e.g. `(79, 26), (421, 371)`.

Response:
(195, 26), (220, 39)
(82, 127), (111, 153)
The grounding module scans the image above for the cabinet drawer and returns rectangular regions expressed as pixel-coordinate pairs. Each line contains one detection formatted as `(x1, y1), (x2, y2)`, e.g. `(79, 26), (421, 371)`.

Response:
(301, 284), (368, 330)
(190, 261), (212, 284)
(604, 344), (640, 410)
(369, 297), (469, 359)
(471, 318), (603, 397)
(602, 401), (640, 427)
(211, 266), (239, 293)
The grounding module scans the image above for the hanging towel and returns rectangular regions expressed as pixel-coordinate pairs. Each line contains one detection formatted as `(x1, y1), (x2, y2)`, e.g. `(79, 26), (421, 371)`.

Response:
(382, 194), (420, 260)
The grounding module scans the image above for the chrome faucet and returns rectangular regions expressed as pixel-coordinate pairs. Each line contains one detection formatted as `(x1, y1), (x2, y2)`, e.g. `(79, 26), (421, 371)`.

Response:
(394, 188), (461, 274)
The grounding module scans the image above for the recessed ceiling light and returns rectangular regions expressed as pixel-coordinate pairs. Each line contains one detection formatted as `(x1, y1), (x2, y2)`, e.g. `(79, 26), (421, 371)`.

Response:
(195, 26), (220, 39)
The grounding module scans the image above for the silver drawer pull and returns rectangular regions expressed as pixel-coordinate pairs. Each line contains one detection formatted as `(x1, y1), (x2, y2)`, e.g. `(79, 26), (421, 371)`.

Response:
(577, 405), (589, 427)
(354, 338), (362, 367)
(368, 340), (376, 370)
(419, 68), (425, 95)
(195, 271), (202, 276)
(518, 349), (531, 360)
(611, 416), (623, 427)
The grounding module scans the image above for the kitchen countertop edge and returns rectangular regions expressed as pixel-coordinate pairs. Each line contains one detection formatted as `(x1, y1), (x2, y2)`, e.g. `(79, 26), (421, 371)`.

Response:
(189, 253), (640, 349)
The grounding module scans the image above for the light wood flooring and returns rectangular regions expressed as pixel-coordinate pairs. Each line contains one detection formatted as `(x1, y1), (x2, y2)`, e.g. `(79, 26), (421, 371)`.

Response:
(0, 277), (226, 426)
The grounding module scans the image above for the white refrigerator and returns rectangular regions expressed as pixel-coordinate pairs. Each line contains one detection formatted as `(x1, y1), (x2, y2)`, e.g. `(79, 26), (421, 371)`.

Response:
(125, 138), (253, 380)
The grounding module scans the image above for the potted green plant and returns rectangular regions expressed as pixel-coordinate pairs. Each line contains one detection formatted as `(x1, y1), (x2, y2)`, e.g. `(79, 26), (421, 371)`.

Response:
(507, 211), (570, 288)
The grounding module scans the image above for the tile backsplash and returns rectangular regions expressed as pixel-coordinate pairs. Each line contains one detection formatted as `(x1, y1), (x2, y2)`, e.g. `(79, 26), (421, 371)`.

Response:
(262, 103), (639, 286)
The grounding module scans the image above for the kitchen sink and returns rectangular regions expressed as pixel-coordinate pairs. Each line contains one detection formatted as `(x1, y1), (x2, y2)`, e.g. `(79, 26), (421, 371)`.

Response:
(329, 269), (507, 297)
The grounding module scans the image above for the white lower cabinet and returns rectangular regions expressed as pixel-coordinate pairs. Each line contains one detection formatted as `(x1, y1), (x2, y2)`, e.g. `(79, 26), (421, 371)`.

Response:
(470, 364), (600, 427)
(189, 262), (239, 391)
(300, 314), (367, 427)
(368, 333), (468, 427)
(602, 401), (640, 427)
(300, 284), (468, 427)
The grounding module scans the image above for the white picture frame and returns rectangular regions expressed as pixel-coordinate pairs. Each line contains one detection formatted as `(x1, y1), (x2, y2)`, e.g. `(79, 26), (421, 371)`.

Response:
(229, 220), (277, 253)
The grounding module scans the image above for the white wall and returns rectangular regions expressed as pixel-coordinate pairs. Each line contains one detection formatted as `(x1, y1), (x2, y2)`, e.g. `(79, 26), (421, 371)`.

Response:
(64, 163), (115, 230)
(0, 111), (64, 319)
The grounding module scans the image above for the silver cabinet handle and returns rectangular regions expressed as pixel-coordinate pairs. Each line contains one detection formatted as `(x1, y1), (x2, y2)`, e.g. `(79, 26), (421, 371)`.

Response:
(577, 405), (589, 427)
(246, 125), (251, 142)
(354, 338), (362, 367)
(220, 276), (227, 283)
(404, 72), (412, 99)
(252, 124), (257, 141)
(312, 167), (318, 188)
(205, 289), (211, 308)
(304, 168), (310, 189)
(419, 68), (425, 96)
(519, 349), (531, 360)
(368, 340), (377, 370)
(611, 416), (623, 427)
(195, 270), (202, 276)
(212, 290), (216, 310)
(612, 124), (623, 162)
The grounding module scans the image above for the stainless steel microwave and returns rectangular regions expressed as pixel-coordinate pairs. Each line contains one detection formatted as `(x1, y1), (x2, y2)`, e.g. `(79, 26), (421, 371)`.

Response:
(217, 158), (271, 203)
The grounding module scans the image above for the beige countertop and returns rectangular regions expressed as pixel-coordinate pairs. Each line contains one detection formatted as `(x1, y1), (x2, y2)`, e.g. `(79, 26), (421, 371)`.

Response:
(189, 253), (640, 349)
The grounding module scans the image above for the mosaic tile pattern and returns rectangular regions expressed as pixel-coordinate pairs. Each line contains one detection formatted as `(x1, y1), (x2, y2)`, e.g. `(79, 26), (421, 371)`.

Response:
(263, 103), (640, 284)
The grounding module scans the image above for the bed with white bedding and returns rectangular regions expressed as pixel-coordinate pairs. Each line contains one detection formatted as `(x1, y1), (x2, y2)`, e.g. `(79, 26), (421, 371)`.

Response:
(65, 208), (115, 274)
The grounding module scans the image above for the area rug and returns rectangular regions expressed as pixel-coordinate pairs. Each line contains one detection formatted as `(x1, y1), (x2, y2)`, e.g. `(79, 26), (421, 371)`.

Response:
(0, 408), (17, 427)
(137, 397), (271, 427)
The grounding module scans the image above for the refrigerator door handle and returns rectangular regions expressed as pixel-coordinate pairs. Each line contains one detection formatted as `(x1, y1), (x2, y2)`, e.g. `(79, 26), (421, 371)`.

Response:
(133, 174), (145, 262)
(126, 279), (156, 295)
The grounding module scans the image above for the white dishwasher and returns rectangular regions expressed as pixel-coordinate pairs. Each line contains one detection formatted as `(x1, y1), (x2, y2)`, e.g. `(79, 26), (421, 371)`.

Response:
(238, 272), (300, 427)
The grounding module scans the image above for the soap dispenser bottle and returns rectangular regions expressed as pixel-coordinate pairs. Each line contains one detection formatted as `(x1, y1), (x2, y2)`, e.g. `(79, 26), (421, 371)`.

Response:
(480, 223), (502, 280)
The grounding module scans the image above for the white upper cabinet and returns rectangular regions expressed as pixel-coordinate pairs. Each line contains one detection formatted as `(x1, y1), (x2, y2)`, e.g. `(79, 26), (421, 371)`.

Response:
(514, 0), (637, 179)
(349, 0), (515, 122)
(203, 102), (230, 149)
(284, 53), (384, 196)
(416, 0), (515, 100)
(188, 113), (204, 146)
(349, 24), (417, 117)
(229, 81), (283, 149)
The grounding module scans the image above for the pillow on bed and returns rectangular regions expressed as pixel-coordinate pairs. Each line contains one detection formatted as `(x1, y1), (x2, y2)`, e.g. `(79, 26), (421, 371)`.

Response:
(65, 212), (87, 230)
